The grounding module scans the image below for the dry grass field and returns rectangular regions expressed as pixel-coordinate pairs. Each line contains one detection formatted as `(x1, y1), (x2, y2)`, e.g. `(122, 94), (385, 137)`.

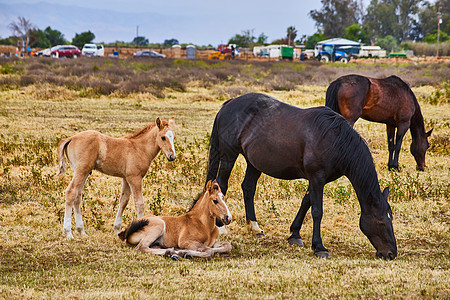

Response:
(0, 57), (449, 299)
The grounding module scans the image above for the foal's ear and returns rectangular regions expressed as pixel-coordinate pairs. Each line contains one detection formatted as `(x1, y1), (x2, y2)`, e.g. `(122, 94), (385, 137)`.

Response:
(426, 128), (433, 137)
(168, 117), (175, 127)
(156, 117), (162, 129)
(206, 180), (213, 192)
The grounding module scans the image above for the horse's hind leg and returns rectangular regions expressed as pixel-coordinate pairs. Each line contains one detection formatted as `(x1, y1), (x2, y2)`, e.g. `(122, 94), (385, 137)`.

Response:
(133, 219), (165, 253)
(64, 171), (89, 238)
(127, 176), (145, 219)
(114, 179), (131, 235)
(288, 187), (311, 246)
(386, 125), (396, 170)
(241, 162), (263, 236)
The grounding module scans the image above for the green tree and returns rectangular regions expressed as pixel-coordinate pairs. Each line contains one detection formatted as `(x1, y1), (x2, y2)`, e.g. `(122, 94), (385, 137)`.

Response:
(375, 35), (399, 52)
(72, 31), (95, 48)
(416, 0), (450, 40)
(163, 38), (179, 48)
(29, 28), (50, 48)
(286, 26), (298, 46)
(132, 36), (149, 46)
(256, 33), (268, 45)
(228, 30), (256, 48)
(0, 36), (15, 45)
(44, 26), (67, 46)
(424, 31), (449, 43)
(364, 0), (422, 42)
(343, 23), (370, 44)
(305, 31), (327, 49)
(309, 0), (358, 37)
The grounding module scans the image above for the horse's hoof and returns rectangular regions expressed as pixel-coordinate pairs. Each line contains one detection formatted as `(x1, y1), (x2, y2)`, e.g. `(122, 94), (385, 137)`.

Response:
(256, 231), (265, 238)
(184, 254), (193, 259)
(171, 255), (179, 261)
(314, 251), (330, 258)
(288, 237), (304, 246)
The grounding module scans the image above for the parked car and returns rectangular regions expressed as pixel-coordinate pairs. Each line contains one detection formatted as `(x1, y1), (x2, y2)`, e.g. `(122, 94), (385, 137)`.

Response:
(50, 45), (81, 58)
(34, 48), (51, 57)
(133, 50), (166, 58)
(82, 44), (104, 56)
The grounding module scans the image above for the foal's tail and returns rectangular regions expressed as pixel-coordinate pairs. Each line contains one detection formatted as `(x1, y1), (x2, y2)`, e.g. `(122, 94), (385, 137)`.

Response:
(325, 78), (342, 114)
(205, 115), (220, 185)
(118, 219), (149, 243)
(57, 138), (71, 177)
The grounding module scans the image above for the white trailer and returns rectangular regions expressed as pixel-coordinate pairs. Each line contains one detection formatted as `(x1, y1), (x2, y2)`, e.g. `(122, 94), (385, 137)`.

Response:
(359, 46), (387, 58)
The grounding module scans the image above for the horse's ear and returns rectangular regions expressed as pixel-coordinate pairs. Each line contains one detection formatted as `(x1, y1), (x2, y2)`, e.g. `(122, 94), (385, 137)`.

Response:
(168, 117), (175, 128)
(382, 187), (389, 201)
(426, 128), (433, 137)
(206, 180), (213, 192)
(156, 117), (162, 129)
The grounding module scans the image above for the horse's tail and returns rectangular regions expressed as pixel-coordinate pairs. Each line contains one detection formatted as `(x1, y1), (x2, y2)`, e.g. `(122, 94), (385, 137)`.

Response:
(325, 78), (342, 114)
(57, 138), (71, 177)
(118, 219), (149, 242)
(205, 114), (220, 185)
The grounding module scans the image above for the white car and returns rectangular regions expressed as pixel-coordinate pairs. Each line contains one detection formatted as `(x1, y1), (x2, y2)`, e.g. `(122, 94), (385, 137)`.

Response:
(82, 44), (104, 57)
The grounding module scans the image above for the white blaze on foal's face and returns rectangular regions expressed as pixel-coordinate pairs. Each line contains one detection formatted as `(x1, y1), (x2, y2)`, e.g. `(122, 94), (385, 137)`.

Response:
(219, 192), (232, 221)
(165, 130), (176, 155)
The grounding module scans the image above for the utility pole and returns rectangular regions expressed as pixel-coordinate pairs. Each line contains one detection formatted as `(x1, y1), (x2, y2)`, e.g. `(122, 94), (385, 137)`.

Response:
(136, 25), (139, 48)
(437, 3), (442, 57)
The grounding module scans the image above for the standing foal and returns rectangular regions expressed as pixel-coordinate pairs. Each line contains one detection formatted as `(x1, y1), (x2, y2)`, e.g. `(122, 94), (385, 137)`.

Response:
(58, 117), (176, 239)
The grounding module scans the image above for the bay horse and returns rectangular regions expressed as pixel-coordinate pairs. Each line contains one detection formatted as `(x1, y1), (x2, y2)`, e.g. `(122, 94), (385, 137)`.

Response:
(57, 117), (176, 239)
(206, 93), (397, 259)
(325, 74), (432, 171)
(118, 180), (232, 259)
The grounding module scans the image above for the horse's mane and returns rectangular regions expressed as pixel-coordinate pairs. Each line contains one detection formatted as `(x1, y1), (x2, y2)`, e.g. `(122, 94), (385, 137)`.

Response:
(313, 107), (381, 201)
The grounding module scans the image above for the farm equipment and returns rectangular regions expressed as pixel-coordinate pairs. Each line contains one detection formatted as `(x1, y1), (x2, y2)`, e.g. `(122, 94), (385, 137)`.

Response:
(315, 38), (360, 63)
(208, 44), (236, 60)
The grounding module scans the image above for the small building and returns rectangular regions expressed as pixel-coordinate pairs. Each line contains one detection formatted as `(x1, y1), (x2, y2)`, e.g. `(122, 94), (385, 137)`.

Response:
(253, 45), (294, 59)
(186, 45), (196, 59)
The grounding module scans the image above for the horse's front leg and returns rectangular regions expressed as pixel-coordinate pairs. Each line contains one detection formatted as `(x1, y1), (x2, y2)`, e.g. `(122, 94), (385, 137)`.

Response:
(386, 125), (396, 170)
(114, 179), (131, 235)
(215, 157), (237, 230)
(309, 183), (329, 258)
(392, 122), (410, 171)
(288, 188), (311, 246)
(211, 241), (232, 254)
(127, 176), (145, 219)
(241, 162), (264, 236)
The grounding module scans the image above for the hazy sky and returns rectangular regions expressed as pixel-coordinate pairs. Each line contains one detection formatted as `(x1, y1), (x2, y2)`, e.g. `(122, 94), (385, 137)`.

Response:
(0, 0), (324, 45)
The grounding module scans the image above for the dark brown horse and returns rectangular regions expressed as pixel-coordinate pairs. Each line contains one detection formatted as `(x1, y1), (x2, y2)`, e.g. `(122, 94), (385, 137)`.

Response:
(206, 93), (397, 259)
(325, 74), (432, 171)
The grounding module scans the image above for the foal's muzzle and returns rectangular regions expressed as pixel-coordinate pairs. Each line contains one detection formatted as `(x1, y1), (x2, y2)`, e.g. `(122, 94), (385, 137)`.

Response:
(167, 153), (176, 161)
(222, 215), (232, 225)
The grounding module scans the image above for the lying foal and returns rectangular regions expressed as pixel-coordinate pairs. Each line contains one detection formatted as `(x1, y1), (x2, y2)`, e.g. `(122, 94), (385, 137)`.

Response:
(119, 180), (232, 259)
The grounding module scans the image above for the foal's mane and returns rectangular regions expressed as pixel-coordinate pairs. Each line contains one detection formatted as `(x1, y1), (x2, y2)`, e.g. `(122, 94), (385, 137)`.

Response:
(124, 120), (169, 139)
(313, 107), (380, 200)
(188, 191), (206, 212)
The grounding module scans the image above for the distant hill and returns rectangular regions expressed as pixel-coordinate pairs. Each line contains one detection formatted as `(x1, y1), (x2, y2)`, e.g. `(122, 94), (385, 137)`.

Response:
(0, 1), (218, 45)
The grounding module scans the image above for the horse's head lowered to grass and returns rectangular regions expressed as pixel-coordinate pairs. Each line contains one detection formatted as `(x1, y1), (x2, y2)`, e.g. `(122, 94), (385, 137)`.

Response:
(359, 187), (397, 260)
(156, 117), (176, 161)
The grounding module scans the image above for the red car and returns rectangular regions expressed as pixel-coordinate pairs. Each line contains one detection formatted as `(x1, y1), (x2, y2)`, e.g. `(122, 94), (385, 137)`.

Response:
(50, 45), (81, 58)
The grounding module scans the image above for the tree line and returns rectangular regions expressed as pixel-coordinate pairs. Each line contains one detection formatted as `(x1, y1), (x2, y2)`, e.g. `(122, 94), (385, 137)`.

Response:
(229, 0), (449, 51)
